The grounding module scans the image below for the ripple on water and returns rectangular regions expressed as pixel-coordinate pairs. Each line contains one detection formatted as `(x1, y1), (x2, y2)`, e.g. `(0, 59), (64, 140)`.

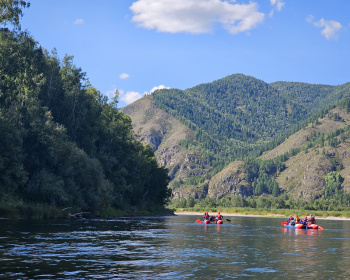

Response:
(1, 216), (350, 279)
(244, 267), (279, 273)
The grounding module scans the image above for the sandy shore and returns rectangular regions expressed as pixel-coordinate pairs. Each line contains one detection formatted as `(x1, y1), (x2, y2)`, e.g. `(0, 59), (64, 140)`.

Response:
(175, 211), (350, 221)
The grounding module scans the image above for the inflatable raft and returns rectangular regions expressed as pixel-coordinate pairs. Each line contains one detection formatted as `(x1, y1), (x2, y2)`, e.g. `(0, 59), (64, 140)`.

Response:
(196, 219), (223, 224)
(282, 222), (323, 230)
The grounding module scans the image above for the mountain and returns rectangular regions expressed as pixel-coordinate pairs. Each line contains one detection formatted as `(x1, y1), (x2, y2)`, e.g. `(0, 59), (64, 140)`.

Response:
(121, 95), (198, 180)
(122, 74), (350, 203)
(260, 104), (350, 199)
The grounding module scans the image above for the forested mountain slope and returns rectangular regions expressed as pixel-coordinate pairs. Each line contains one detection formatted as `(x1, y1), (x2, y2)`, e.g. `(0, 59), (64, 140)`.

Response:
(152, 75), (349, 164)
(270, 81), (350, 114)
(261, 103), (350, 200)
(124, 74), (350, 205)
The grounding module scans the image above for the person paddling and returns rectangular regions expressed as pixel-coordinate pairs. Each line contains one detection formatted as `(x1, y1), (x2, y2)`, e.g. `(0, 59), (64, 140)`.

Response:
(216, 212), (223, 221)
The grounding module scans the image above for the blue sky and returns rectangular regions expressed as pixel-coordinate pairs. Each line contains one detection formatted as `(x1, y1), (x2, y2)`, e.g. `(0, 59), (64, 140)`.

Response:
(21, 0), (349, 108)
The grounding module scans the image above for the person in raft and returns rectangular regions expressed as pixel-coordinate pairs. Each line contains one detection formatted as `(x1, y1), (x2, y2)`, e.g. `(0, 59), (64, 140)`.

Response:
(216, 212), (223, 221)
(308, 214), (315, 224)
(287, 215), (294, 225)
(303, 215), (308, 224)
(291, 215), (300, 226)
(203, 212), (209, 221)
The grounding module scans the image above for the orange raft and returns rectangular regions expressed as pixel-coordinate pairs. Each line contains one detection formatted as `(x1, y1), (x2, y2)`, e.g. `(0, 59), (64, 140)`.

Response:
(196, 219), (223, 224)
(281, 222), (323, 230)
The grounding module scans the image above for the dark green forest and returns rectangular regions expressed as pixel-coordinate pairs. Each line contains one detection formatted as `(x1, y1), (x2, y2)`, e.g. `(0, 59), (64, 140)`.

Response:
(0, 1), (170, 218)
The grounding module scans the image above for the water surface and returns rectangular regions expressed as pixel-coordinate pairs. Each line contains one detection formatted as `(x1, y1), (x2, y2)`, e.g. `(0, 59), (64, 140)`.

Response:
(1, 215), (349, 279)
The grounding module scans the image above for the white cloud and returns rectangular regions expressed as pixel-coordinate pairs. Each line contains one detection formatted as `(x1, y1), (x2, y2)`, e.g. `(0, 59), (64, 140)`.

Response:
(270, 0), (285, 12)
(120, 91), (143, 104)
(130, 0), (264, 34)
(119, 73), (130, 79)
(306, 14), (314, 23)
(307, 16), (342, 40)
(149, 85), (170, 94)
(106, 85), (170, 105)
(105, 85), (119, 100)
(74, 19), (84, 25)
(315, 19), (342, 40)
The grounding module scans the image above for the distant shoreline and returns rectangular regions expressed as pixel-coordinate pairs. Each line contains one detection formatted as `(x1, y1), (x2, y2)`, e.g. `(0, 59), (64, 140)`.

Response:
(174, 211), (350, 221)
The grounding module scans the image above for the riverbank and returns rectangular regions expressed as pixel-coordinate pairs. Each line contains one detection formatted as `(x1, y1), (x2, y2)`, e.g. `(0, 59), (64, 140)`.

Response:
(174, 210), (350, 221)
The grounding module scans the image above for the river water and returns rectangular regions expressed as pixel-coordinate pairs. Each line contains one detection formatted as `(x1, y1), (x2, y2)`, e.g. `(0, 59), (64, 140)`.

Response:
(1, 215), (350, 279)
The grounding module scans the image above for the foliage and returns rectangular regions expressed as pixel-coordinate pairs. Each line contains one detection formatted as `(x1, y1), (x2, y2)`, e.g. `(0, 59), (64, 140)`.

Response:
(0, 18), (170, 217)
(152, 75), (346, 168)
(169, 191), (350, 213)
(324, 172), (344, 199)
(0, 0), (30, 30)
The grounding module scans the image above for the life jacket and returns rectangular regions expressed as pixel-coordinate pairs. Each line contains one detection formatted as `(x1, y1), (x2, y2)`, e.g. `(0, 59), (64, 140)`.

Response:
(296, 217), (300, 223)
(309, 217), (315, 224)
(217, 214), (222, 220)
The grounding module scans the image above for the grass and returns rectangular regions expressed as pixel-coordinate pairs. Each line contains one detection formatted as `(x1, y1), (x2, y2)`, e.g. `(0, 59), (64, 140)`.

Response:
(173, 206), (350, 219)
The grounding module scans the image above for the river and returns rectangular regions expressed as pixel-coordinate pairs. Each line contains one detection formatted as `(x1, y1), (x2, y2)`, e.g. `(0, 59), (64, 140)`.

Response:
(1, 215), (350, 279)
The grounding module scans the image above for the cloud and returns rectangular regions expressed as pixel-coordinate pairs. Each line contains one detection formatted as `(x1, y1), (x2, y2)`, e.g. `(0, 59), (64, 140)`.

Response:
(130, 0), (264, 34)
(105, 85), (119, 100)
(119, 73), (130, 79)
(106, 85), (170, 105)
(120, 91), (143, 104)
(269, 0), (284, 17)
(270, 0), (285, 12)
(105, 87), (142, 104)
(149, 85), (170, 93)
(306, 15), (314, 23)
(307, 15), (342, 40)
(314, 19), (342, 40)
(74, 19), (84, 25)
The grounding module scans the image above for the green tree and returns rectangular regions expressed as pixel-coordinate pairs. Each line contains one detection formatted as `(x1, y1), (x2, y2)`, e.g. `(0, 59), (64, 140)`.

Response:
(186, 197), (195, 208)
(0, 0), (30, 29)
(0, 10), (171, 217)
(324, 171), (344, 199)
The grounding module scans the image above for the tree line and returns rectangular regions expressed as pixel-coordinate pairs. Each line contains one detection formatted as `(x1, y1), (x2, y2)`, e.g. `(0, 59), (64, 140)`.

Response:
(0, 2), (170, 217)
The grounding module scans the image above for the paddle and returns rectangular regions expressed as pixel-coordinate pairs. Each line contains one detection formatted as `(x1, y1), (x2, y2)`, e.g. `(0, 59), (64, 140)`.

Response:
(226, 219), (231, 222)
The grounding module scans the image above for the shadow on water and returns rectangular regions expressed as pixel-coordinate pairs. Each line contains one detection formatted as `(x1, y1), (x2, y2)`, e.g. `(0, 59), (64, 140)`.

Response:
(1, 215), (350, 279)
